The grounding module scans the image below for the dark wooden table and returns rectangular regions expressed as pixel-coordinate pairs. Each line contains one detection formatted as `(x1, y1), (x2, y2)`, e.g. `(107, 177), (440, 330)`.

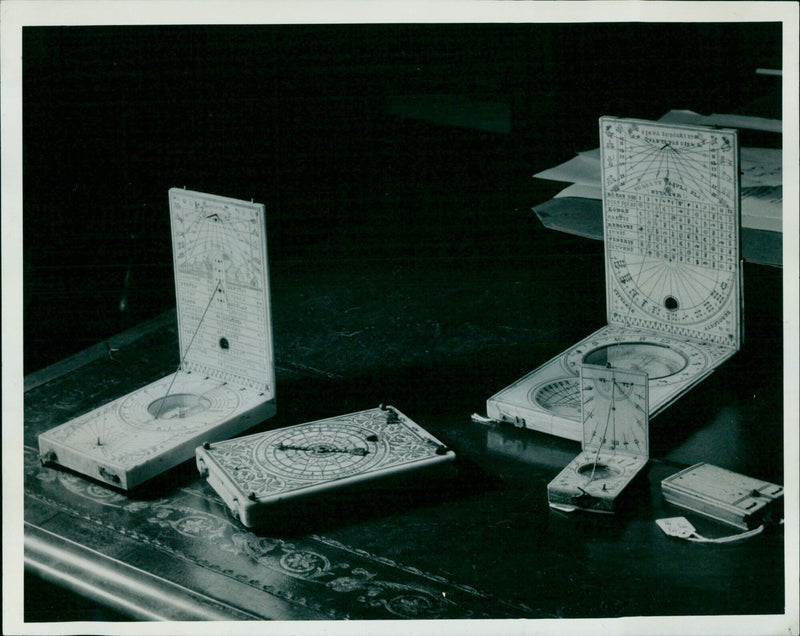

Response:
(23, 222), (786, 622)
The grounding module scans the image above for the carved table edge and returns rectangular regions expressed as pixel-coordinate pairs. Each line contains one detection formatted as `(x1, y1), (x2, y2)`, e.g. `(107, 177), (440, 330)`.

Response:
(24, 521), (264, 621)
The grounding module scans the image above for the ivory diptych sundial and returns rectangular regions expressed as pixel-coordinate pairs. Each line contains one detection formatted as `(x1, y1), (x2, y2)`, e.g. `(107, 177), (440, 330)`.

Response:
(38, 189), (276, 490)
(486, 117), (742, 440)
(547, 364), (649, 513)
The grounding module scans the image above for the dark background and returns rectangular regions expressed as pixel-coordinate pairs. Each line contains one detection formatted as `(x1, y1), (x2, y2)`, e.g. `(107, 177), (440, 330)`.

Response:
(23, 22), (781, 374)
(22, 22), (785, 623)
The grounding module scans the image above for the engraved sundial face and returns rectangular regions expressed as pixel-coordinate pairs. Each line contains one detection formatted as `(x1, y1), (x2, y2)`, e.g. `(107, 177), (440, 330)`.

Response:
(529, 378), (581, 418)
(259, 421), (387, 481)
(171, 198), (265, 288)
(201, 407), (454, 504)
(48, 373), (252, 467)
(561, 329), (713, 388)
(600, 117), (740, 346)
(248, 408), (436, 485)
(582, 342), (687, 379)
(602, 120), (736, 203)
(118, 374), (242, 433)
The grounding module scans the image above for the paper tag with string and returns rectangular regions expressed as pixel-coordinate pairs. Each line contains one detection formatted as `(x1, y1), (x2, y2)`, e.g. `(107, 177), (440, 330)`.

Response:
(656, 517), (697, 539)
(656, 516), (764, 543)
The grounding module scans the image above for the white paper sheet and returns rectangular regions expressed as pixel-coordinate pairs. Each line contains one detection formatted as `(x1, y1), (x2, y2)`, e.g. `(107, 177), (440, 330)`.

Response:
(537, 146), (781, 189)
(657, 109), (782, 133)
(534, 112), (783, 233)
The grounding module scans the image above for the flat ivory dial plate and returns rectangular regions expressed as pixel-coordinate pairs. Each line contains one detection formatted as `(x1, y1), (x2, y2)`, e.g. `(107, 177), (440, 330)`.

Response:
(197, 406), (456, 527)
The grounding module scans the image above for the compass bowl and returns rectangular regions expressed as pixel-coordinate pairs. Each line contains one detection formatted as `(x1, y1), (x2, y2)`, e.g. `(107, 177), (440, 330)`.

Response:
(582, 342), (688, 379)
(576, 461), (623, 480)
(147, 394), (212, 419)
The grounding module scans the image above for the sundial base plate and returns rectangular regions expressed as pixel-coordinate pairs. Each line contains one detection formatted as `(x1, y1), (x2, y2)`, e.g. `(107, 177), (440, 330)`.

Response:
(548, 450), (647, 513)
(38, 372), (275, 490)
(487, 324), (736, 440)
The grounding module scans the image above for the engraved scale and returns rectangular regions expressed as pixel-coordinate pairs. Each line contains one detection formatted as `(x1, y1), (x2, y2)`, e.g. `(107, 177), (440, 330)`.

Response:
(547, 364), (649, 513)
(38, 189), (276, 490)
(486, 117), (741, 440)
(196, 405), (456, 528)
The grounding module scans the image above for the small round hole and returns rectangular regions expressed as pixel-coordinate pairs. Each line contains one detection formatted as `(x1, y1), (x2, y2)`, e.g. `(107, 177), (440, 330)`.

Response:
(664, 296), (679, 312)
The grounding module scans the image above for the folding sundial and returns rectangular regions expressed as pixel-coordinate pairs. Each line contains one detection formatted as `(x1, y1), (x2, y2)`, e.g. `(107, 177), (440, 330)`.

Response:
(547, 364), (649, 513)
(662, 462), (784, 530)
(486, 116), (742, 440)
(196, 405), (456, 528)
(38, 188), (276, 490)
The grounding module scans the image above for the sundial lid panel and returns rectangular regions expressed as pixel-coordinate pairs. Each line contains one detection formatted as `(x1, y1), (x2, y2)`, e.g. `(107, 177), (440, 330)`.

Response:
(580, 363), (649, 457)
(169, 188), (274, 395)
(600, 117), (741, 348)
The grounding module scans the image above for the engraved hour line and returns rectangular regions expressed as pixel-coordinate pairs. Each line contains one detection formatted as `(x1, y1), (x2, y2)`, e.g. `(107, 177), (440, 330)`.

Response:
(177, 207), (263, 288)
(548, 390), (578, 406)
(639, 261), (723, 305)
(538, 381), (579, 407)
(621, 140), (710, 177)
(154, 279), (222, 420)
(627, 260), (720, 309)
(634, 142), (672, 185)
(617, 141), (732, 203)
(617, 138), (721, 185)
(80, 405), (147, 457)
(674, 266), (723, 309)
(589, 375), (617, 481)
(85, 408), (112, 450)
(331, 419), (345, 452)
(666, 144), (734, 196)
(621, 252), (722, 294)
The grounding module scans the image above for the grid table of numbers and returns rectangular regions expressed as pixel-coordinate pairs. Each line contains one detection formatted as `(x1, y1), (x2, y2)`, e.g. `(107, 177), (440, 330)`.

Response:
(608, 193), (736, 272)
